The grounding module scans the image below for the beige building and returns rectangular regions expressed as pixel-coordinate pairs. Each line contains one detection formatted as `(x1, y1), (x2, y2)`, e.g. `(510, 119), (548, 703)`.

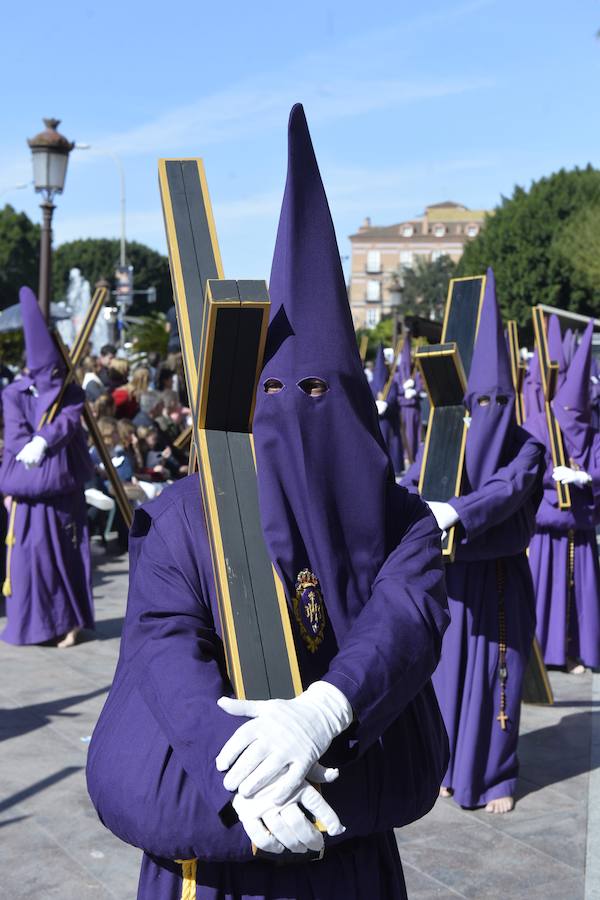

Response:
(349, 201), (489, 329)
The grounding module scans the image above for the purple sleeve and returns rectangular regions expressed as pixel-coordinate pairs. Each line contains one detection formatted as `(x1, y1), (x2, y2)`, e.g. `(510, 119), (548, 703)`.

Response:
(123, 507), (244, 818)
(399, 444), (424, 493)
(1, 388), (32, 455)
(587, 434), (600, 519)
(450, 435), (543, 541)
(38, 387), (85, 451)
(323, 488), (448, 752)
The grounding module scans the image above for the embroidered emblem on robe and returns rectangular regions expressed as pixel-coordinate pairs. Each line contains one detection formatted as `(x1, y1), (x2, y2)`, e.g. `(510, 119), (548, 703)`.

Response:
(294, 569), (326, 653)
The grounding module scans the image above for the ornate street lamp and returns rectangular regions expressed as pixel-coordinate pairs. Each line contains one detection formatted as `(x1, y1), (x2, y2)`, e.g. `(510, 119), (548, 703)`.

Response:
(27, 119), (74, 319)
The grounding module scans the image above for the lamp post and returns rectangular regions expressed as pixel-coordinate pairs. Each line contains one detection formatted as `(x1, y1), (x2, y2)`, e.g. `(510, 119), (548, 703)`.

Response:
(75, 145), (126, 267)
(27, 119), (74, 320)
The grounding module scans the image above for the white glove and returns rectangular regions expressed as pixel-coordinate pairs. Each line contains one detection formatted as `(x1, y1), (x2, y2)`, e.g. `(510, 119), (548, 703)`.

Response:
(232, 775), (345, 855)
(375, 399), (388, 416)
(16, 435), (48, 469)
(425, 500), (460, 536)
(404, 388), (417, 400)
(111, 455), (125, 468)
(403, 378), (415, 390)
(216, 681), (353, 803)
(552, 466), (592, 487)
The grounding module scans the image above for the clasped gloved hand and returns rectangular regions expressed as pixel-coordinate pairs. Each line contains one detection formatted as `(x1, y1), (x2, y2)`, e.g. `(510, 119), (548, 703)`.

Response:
(216, 681), (353, 804)
(16, 435), (48, 469)
(232, 773), (345, 855)
(404, 387), (417, 400)
(552, 465), (592, 487)
(425, 500), (460, 540)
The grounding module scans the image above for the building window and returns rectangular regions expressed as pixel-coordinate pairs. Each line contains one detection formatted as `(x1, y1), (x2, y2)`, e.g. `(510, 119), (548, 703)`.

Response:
(466, 224), (479, 237)
(366, 250), (381, 273)
(431, 250), (447, 262)
(399, 251), (413, 268)
(433, 223), (446, 238)
(366, 308), (380, 328)
(401, 224), (414, 238)
(366, 280), (381, 302)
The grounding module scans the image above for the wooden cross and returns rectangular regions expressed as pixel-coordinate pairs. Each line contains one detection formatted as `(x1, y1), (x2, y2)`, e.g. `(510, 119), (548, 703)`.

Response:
(415, 275), (487, 560)
(532, 306), (571, 510)
(506, 320), (526, 426)
(53, 332), (133, 529)
(159, 158), (303, 702)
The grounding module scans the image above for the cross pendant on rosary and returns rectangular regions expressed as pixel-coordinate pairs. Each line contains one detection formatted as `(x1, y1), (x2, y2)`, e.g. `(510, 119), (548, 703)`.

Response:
(497, 710), (508, 731)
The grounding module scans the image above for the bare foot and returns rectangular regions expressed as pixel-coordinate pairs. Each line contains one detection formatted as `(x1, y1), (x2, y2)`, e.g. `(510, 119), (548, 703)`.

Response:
(567, 659), (586, 675)
(485, 796), (514, 814)
(439, 787), (453, 798)
(57, 628), (80, 649)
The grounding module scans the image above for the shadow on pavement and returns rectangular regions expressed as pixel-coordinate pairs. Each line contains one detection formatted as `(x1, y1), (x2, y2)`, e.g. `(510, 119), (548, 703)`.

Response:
(0, 686), (110, 744)
(0, 766), (82, 816)
(517, 711), (596, 797)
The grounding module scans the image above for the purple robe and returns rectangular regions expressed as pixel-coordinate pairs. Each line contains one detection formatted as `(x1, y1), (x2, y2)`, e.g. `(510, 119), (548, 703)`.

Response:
(0, 378), (93, 644)
(87, 477), (448, 899)
(88, 105), (450, 899)
(403, 433), (541, 806)
(371, 345), (402, 472)
(525, 320), (600, 668)
(395, 337), (421, 466)
(525, 437), (600, 664)
(522, 350), (543, 421)
(402, 268), (543, 808)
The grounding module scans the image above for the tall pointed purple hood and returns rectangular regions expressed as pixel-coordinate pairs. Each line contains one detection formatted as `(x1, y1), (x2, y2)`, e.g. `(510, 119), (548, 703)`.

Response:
(553, 321), (595, 465)
(398, 333), (412, 383)
(547, 314), (567, 390)
(563, 328), (577, 366)
(253, 104), (392, 680)
(20, 286), (62, 372)
(371, 344), (388, 397)
(464, 268), (516, 490)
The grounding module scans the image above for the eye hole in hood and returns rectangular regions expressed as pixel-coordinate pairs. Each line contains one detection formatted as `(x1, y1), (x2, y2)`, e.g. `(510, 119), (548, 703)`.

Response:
(297, 377), (329, 397)
(263, 378), (284, 394)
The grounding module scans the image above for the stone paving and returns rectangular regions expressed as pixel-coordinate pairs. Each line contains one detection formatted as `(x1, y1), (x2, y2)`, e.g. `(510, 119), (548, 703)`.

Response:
(0, 543), (597, 899)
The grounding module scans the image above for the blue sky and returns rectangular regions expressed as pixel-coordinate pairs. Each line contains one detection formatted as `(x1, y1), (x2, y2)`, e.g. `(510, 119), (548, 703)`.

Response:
(1, 0), (599, 284)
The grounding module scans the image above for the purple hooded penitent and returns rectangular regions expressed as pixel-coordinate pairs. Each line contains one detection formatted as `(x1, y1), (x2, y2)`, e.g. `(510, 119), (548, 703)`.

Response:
(591, 355), (600, 430)
(402, 266), (543, 808)
(396, 333), (422, 465)
(523, 348), (543, 420)
(87, 104), (449, 900)
(0, 287), (93, 645)
(526, 320), (600, 667)
(370, 343), (388, 398)
(367, 342), (402, 469)
(464, 269), (516, 491)
(563, 328), (577, 366)
(548, 314), (567, 391)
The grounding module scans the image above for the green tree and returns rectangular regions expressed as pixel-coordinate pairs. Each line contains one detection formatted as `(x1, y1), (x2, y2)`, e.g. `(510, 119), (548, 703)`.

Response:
(0, 205), (40, 311)
(53, 238), (172, 315)
(127, 312), (169, 356)
(356, 315), (394, 360)
(400, 255), (456, 320)
(457, 166), (600, 329)
(554, 204), (600, 291)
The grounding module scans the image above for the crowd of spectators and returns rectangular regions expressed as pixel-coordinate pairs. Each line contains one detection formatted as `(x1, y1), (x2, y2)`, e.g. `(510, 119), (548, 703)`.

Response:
(0, 314), (189, 555)
(77, 343), (191, 538)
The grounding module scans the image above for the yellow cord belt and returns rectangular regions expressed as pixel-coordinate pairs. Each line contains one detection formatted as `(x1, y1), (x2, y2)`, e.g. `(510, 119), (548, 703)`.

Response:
(176, 859), (197, 900)
(565, 529), (576, 658)
(2, 500), (17, 598)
